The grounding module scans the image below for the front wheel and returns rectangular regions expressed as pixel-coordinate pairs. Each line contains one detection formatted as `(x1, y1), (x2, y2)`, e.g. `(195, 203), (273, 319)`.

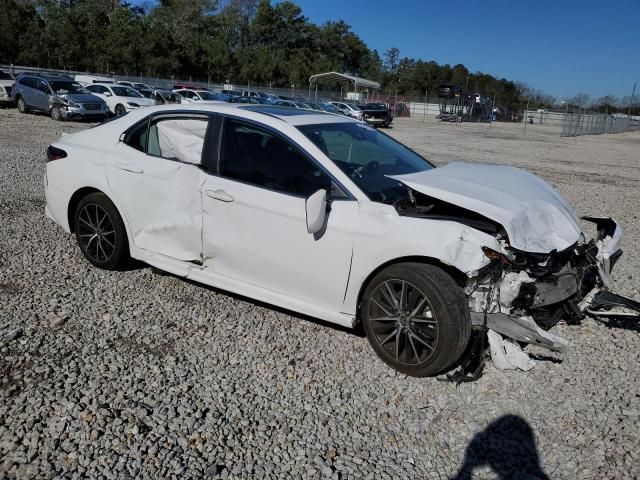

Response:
(361, 263), (471, 377)
(50, 106), (64, 121)
(16, 97), (28, 113)
(114, 104), (126, 116)
(74, 192), (129, 270)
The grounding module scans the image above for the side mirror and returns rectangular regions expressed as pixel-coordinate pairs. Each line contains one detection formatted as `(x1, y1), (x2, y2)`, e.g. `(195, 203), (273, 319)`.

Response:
(104, 92), (112, 97)
(305, 189), (327, 234)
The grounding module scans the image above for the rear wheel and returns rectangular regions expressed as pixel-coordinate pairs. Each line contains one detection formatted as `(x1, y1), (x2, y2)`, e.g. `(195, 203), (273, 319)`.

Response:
(16, 96), (28, 113)
(74, 192), (128, 270)
(361, 263), (471, 377)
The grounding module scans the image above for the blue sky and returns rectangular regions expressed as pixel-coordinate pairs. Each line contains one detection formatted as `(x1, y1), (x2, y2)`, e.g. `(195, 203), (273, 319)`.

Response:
(281, 0), (639, 100)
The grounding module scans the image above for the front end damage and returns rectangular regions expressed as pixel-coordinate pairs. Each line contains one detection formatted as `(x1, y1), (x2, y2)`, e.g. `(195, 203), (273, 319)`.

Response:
(390, 165), (639, 381)
(456, 216), (637, 380)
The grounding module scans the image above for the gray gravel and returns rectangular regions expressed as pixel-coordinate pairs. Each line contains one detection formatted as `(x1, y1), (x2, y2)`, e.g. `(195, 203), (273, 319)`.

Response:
(1, 108), (639, 479)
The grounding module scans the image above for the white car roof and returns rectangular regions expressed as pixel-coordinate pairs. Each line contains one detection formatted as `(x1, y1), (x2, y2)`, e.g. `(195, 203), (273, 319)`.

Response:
(102, 103), (354, 127)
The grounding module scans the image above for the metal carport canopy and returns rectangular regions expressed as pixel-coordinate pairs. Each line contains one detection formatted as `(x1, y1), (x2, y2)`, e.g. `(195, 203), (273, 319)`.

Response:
(308, 72), (381, 90)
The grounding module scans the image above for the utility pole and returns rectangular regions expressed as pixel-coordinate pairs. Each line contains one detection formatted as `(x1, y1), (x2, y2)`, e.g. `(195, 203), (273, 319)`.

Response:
(423, 88), (428, 123)
(523, 98), (530, 134)
(489, 94), (496, 129)
(629, 81), (637, 117)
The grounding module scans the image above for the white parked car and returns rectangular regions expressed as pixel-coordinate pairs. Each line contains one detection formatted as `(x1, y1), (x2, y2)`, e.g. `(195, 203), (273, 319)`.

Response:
(117, 80), (153, 91)
(172, 89), (220, 103)
(75, 74), (116, 86)
(0, 70), (15, 107)
(330, 101), (363, 120)
(44, 104), (630, 377)
(85, 83), (155, 115)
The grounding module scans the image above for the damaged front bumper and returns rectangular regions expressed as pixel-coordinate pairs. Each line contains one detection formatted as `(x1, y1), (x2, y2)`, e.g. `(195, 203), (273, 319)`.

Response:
(457, 217), (639, 377)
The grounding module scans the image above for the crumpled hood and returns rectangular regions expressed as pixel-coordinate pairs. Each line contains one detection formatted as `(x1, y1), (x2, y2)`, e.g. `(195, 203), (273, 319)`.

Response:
(390, 162), (582, 253)
(58, 93), (105, 104)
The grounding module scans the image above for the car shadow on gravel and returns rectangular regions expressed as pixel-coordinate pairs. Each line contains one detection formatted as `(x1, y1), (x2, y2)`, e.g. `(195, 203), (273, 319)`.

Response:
(451, 414), (550, 480)
(151, 268), (364, 338)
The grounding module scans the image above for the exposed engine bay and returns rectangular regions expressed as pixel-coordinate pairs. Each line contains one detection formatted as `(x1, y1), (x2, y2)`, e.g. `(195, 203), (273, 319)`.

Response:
(394, 187), (639, 381)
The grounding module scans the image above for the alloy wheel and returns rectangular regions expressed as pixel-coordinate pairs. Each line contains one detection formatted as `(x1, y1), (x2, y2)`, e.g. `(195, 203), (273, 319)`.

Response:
(77, 203), (116, 263)
(367, 279), (439, 365)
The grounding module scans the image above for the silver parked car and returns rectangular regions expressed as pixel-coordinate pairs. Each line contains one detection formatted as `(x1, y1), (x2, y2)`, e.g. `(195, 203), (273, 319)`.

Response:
(13, 73), (109, 121)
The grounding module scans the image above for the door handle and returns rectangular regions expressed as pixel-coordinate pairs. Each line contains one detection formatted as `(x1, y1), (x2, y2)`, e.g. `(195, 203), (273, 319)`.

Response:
(205, 189), (234, 202)
(115, 162), (143, 174)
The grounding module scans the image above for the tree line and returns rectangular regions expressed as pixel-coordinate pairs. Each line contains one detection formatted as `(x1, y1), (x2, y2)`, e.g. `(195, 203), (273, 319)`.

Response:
(1, 0), (636, 114)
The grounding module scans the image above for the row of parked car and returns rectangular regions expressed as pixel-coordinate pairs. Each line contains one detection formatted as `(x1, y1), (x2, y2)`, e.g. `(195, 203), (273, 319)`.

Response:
(0, 70), (393, 126)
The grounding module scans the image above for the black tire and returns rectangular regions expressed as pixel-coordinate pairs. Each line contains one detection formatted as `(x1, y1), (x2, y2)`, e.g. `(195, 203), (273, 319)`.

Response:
(74, 192), (129, 270)
(50, 106), (64, 121)
(361, 263), (471, 377)
(16, 96), (28, 113)
(114, 104), (126, 116)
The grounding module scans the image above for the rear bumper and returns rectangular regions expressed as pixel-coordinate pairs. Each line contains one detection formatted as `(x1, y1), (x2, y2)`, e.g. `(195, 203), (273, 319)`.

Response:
(363, 117), (391, 125)
(44, 172), (71, 232)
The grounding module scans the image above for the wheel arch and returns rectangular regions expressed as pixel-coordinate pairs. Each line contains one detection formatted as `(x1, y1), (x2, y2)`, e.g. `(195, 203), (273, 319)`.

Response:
(67, 187), (101, 233)
(354, 255), (468, 326)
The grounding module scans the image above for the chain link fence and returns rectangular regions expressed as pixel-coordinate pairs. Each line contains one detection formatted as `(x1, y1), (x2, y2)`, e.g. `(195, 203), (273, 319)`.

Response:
(560, 112), (639, 136)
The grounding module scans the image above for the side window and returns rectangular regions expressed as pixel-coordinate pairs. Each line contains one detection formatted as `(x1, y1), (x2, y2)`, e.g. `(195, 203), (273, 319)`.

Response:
(220, 119), (333, 197)
(37, 81), (50, 93)
(124, 120), (148, 153)
(148, 117), (208, 165)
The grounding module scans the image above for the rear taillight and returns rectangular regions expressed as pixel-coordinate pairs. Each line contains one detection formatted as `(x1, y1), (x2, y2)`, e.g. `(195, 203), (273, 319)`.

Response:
(47, 145), (67, 162)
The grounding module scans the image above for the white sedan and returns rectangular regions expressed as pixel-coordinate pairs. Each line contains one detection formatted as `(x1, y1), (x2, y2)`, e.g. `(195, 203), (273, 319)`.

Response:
(44, 104), (626, 377)
(86, 83), (155, 115)
(173, 89), (220, 103)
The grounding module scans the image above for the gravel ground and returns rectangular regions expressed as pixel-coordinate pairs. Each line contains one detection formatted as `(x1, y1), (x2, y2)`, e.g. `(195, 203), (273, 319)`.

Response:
(1, 108), (639, 479)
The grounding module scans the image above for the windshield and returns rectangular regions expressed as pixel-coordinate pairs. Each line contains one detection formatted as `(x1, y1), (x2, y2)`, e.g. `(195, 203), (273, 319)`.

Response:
(0, 71), (14, 80)
(320, 104), (341, 114)
(111, 86), (142, 97)
(197, 91), (217, 100)
(49, 81), (88, 94)
(298, 122), (434, 203)
(133, 83), (148, 89)
(364, 104), (387, 110)
(139, 89), (153, 98)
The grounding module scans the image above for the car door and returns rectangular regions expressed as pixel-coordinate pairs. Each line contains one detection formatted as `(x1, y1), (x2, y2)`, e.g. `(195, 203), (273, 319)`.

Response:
(34, 80), (51, 111)
(200, 117), (358, 312)
(106, 113), (210, 263)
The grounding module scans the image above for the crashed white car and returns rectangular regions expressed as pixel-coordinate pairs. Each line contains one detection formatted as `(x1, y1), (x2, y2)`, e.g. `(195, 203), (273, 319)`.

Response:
(85, 83), (155, 115)
(44, 104), (635, 379)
